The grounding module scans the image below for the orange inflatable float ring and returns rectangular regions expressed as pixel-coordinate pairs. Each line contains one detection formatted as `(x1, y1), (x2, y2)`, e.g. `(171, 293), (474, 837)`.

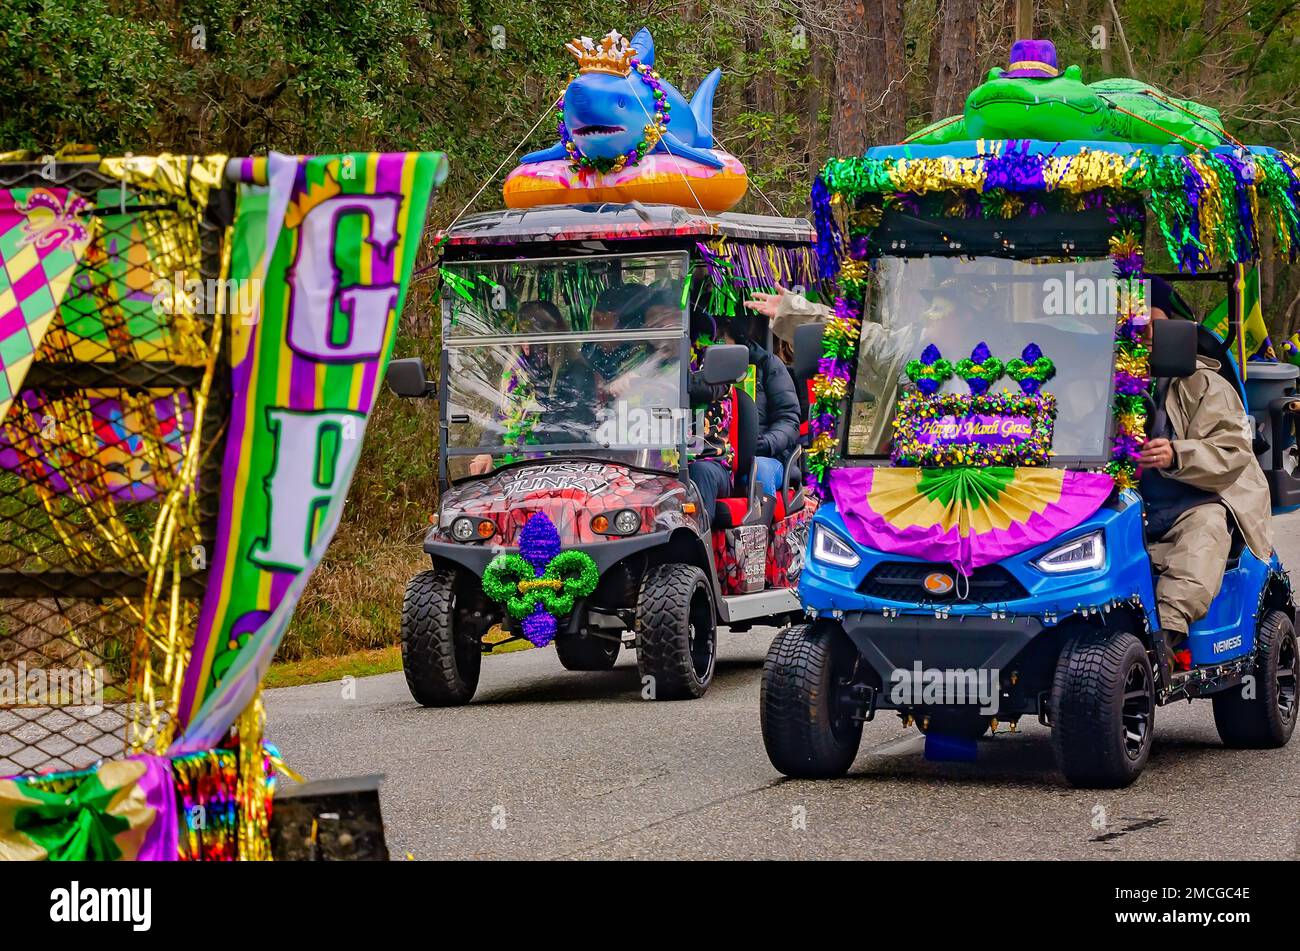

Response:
(503, 151), (749, 213)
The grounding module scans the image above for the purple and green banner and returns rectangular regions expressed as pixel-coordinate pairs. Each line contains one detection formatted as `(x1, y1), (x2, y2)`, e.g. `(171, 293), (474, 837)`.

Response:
(172, 151), (447, 750)
(914, 413), (1033, 448)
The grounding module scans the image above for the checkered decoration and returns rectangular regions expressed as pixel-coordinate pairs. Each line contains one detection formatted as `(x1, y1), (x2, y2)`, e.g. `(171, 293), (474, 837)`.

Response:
(0, 188), (95, 420)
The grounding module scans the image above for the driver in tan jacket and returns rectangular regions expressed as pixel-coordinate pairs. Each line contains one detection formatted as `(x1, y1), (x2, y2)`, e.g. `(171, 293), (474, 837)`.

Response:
(1140, 279), (1273, 667)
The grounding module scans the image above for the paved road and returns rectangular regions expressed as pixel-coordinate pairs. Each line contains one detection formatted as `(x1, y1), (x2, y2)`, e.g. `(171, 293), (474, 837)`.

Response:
(266, 513), (1300, 860)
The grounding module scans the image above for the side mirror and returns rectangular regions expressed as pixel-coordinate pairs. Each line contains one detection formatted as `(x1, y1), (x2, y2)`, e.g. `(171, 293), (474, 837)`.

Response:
(386, 357), (434, 397)
(1150, 320), (1198, 379)
(792, 322), (827, 386)
(700, 344), (749, 386)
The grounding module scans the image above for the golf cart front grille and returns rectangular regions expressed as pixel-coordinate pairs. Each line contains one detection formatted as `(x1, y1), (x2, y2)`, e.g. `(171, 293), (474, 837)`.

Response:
(859, 562), (1028, 604)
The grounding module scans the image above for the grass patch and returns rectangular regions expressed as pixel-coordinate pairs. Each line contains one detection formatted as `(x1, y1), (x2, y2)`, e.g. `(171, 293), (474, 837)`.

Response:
(264, 645), (402, 688)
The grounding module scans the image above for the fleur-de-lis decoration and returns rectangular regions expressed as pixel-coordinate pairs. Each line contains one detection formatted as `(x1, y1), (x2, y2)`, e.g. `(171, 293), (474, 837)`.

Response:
(18, 188), (93, 251)
(1006, 342), (1056, 395)
(482, 512), (599, 647)
(905, 343), (954, 396)
(955, 341), (1005, 395)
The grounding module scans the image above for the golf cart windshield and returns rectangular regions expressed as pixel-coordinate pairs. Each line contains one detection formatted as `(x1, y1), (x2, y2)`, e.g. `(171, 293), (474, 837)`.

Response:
(441, 252), (689, 478)
(846, 255), (1117, 462)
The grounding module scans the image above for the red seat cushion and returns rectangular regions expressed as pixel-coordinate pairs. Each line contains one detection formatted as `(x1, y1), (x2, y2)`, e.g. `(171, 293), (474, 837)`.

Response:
(714, 497), (749, 527)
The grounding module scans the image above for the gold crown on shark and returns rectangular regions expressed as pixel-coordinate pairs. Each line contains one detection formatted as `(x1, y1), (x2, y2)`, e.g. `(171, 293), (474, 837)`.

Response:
(565, 31), (637, 76)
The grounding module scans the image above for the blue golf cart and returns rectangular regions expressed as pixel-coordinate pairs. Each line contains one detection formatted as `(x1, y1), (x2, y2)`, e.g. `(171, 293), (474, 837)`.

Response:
(762, 139), (1300, 788)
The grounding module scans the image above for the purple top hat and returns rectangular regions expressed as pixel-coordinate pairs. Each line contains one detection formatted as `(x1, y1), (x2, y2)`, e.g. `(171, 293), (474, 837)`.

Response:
(1002, 39), (1059, 78)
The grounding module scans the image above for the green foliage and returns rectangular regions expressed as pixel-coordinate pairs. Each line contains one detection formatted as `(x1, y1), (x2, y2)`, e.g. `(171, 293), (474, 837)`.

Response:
(0, 0), (171, 150)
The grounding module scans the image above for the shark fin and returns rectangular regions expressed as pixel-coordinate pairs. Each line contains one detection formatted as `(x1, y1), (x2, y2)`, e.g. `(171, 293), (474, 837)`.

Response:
(689, 68), (722, 146)
(630, 27), (654, 67)
(520, 142), (569, 164)
(655, 131), (724, 169)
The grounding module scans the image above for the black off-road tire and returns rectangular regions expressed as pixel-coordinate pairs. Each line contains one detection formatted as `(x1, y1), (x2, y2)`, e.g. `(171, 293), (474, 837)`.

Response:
(1212, 610), (1298, 749)
(1050, 628), (1155, 788)
(401, 568), (481, 707)
(761, 623), (863, 778)
(555, 632), (622, 671)
(635, 564), (715, 700)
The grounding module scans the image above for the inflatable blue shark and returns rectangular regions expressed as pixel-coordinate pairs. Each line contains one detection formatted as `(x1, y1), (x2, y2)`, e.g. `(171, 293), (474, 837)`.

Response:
(521, 27), (724, 169)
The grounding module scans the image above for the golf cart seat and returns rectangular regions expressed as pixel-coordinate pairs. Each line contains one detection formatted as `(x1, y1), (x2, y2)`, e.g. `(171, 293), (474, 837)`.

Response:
(1195, 324), (1246, 403)
(791, 321), (826, 446)
(713, 387), (776, 529)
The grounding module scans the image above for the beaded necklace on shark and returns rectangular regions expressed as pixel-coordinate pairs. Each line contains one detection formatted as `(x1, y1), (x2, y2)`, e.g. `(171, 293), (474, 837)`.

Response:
(557, 60), (670, 174)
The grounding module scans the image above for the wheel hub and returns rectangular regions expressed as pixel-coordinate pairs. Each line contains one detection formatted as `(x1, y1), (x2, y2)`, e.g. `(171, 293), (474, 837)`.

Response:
(1277, 631), (1297, 724)
(1121, 662), (1153, 759)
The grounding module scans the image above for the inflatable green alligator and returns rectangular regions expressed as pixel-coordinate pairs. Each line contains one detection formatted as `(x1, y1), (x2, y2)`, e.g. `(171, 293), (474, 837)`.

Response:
(912, 64), (1227, 148)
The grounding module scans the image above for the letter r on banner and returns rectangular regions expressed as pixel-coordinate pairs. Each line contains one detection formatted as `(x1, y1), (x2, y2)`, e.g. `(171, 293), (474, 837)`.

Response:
(250, 408), (365, 572)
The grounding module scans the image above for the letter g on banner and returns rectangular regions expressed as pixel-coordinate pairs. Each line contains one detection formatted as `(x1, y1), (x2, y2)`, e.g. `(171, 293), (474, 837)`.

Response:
(287, 193), (403, 362)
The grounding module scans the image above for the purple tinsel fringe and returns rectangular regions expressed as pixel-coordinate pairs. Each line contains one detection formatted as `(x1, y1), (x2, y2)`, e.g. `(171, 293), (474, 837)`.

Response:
(812, 175), (841, 281)
(834, 296), (862, 321)
(817, 356), (850, 379)
(522, 608), (557, 647)
(519, 511), (561, 573)
(1115, 372), (1148, 396)
(982, 140), (1047, 192)
(1112, 433), (1143, 461)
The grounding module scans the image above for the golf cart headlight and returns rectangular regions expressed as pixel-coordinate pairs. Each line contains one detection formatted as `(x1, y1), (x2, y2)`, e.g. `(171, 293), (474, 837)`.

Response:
(613, 509), (641, 534)
(450, 517), (477, 542)
(813, 524), (860, 569)
(592, 509), (641, 536)
(1033, 530), (1105, 573)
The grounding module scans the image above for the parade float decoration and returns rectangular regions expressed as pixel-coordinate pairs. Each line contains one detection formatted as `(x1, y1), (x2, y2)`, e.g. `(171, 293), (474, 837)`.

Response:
(910, 40), (1229, 148)
(0, 148), (446, 859)
(502, 28), (749, 212)
(806, 39), (1300, 576)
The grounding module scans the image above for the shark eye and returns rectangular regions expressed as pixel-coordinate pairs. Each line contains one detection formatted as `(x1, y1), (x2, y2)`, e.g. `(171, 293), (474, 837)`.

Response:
(616, 95), (627, 110)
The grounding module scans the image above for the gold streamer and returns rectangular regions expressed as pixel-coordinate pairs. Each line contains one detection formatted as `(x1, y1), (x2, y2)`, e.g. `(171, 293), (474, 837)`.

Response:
(1044, 150), (1136, 193)
(234, 693), (273, 861)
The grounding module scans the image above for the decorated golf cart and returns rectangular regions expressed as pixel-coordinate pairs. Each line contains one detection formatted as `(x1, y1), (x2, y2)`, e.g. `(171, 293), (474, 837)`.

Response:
(762, 41), (1300, 787)
(387, 28), (824, 703)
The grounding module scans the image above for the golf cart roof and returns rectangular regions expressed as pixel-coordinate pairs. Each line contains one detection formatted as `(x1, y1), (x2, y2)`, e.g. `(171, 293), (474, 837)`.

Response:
(442, 202), (816, 247)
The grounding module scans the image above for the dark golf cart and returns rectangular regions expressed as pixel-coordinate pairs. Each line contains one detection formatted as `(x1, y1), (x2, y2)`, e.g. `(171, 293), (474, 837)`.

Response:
(387, 203), (823, 703)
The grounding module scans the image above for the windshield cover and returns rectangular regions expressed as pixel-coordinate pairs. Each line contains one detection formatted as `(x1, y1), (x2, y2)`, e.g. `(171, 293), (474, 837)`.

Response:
(847, 256), (1117, 461)
(441, 253), (688, 475)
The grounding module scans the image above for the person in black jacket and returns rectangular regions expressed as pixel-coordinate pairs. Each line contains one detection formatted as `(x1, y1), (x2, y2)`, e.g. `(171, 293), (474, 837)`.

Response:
(718, 314), (801, 498)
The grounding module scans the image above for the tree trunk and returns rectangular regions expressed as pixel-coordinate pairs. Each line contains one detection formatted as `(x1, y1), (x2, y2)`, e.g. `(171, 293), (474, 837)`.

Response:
(930, 0), (981, 120)
(926, 0), (947, 122)
(805, 19), (827, 179)
(1014, 0), (1034, 39)
(832, 0), (909, 154)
